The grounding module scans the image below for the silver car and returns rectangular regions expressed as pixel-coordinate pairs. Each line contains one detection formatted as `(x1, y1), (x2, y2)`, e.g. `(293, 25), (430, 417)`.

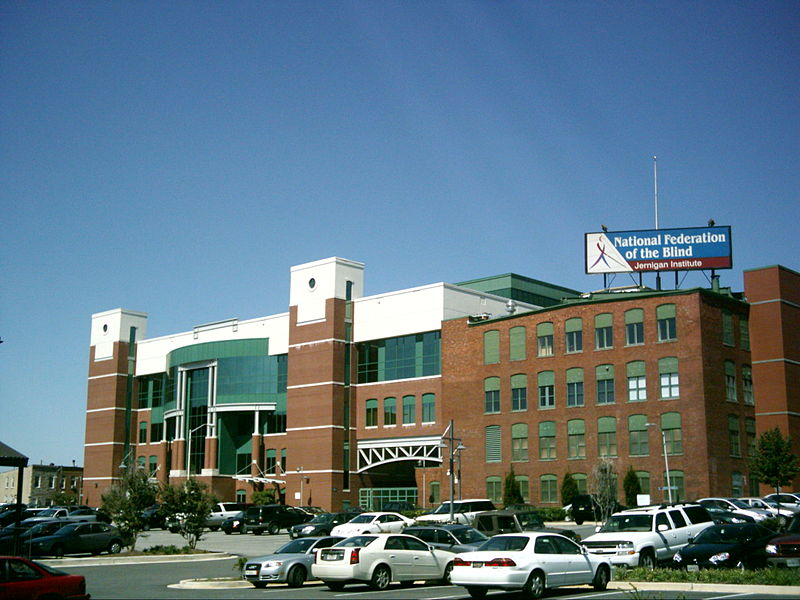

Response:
(244, 536), (344, 588)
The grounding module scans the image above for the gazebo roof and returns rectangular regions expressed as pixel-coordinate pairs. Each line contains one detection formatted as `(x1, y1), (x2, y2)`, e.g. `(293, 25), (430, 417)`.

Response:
(0, 441), (29, 468)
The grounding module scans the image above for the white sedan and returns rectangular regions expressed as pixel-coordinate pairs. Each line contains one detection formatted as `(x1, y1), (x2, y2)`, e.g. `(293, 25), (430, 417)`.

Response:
(312, 533), (454, 591)
(330, 512), (414, 537)
(450, 532), (611, 600)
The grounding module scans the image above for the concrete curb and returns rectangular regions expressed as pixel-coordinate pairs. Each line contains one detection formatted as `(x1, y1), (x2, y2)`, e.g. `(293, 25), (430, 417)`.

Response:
(609, 581), (800, 596)
(39, 552), (235, 568)
(169, 578), (252, 590)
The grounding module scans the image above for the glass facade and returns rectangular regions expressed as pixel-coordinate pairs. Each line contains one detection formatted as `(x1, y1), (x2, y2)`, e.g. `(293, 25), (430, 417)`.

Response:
(357, 331), (441, 383)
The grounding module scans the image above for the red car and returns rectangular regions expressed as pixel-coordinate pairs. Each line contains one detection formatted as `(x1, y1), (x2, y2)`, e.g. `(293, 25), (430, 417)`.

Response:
(0, 555), (89, 600)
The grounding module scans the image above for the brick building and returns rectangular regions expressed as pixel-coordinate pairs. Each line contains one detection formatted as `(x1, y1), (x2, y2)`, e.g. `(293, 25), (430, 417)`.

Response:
(82, 257), (797, 509)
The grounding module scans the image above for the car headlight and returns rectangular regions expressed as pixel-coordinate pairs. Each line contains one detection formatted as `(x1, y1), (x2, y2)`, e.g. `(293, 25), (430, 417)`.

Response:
(766, 544), (778, 555)
(617, 541), (634, 549)
(673, 553), (682, 563)
(263, 561), (283, 568)
(709, 552), (730, 564)
(232, 520), (241, 526)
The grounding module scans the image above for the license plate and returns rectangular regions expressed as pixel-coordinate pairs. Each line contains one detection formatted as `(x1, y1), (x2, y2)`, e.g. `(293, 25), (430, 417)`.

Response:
(787, 559), (800, 567)
(472, 562), (483, 568)
(687, 565), (699, 572)
(324, 553), (342, 561)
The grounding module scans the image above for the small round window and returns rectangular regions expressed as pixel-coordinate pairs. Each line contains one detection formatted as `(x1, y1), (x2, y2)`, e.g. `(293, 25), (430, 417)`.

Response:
(309, 278), (316, 290)
(102, 324), (108, 333)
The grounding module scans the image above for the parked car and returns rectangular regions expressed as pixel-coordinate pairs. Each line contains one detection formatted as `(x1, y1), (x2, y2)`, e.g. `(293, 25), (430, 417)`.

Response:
(290, 512), (359, 539)
(0, 555), (89, 600)
(414, 499), (496, 526)
(243, 504), (311, 535)
(672, 523), (775, 570)
(706, 507), (755, 524)
(450, 532), (612, 599)
(473, 509), (581, 542)
(0, 520), (68, 554)
(403, 524), (488, 553)
(766, 513), (800, 567)
(244, 536), (344, 588)
(764, 493), (800, 514)
(582, 503), (714, 568)
(221, 511), (246, 535)
(330, 512), (415, 537)
(0, 509), (41, 528)
(28, 522), (125, 558)
(380, 501), (417, 513)
(297, 506), (325, 515)
(140, 504), (167, 530)
(565, 494), (625, 525)
(19, 506), (109, 526)
(738, 497), (794, 525)
(697, 498), (771, 522)
(312, 533), (454, 591)
(206, 502), (248, 531)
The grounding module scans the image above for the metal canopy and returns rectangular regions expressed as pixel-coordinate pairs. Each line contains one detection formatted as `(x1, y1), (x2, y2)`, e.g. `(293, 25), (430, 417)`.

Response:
(357, 435), (443, 473)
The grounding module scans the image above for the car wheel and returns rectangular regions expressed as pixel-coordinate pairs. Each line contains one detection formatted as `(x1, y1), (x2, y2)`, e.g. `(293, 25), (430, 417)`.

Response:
(209, 526), (219, 532)
(224, 529), (232, 535)
(592, 564), (610, 591)
(268, 522), (280, 535)
(108, 540), (122, 554)
(326, 582), (345, 591)
(466, 586), (487, 599)
(286, 565), (306, 588)
(441, 561), (454, 585)
(639, 550), (656, 569)
(142, 523), (150, 531)
(369, 564), (391, 591)
(575, 517), (584, 525)
(52, 544), (65, 558)
(522, 570), (545, 599)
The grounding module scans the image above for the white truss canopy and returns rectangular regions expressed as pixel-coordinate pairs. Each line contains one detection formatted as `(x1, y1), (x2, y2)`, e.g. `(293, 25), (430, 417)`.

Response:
(357, 435), (443, 473)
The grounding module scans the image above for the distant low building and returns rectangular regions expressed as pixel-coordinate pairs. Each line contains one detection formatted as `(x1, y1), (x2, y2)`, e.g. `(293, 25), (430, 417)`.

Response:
(1, 464), (84, 507)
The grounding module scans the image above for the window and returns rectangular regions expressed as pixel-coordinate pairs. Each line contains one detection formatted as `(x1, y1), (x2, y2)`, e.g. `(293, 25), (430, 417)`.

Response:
(486, 476), (502, 504)
(428, 481), (440, 506)
(572, 473), (588, 494)
(628, 414), (649, 456)
(731, 471), (745, 496)
(728, 415), (741, 457)
(540, 474), (558, 503)
(139, 421), (148, 444)
(357, 331), (441, 383)
(384, 397), (397, 426)
(150, 422), (163, 443)
(722, 310), (734, 346)
(538, 371), (555, 409)
(511, 374), (528, 411)
(484, 330), (500, 364)
(566, 368), (584, 407)
(598, 416), (617, 458)
(537, 322), (554, 357)
(136, 457), (145, 471)
(567, 419), (586, 459)
(659, 357), (679, 399)
(485, 425), (501, 463)
(422, 393), (435, 423)
(595, 313), (613, 350)
(515, 475), (530, 503)
(664, 470), (685, 501)
(723, 361), (737, 402)
(657, 304), (677, 342)
(509, 326), (526, 361)
(743, 366), (753, 405)
(625, 309), (644, 345)
(661, 412), (683, 455)
(512, 423), (529, 462)
(740, 317), (750, 350)
(565, 318), (583, 353)
(627, 361), (646, 402)
(402, 395), (416, 425)
(484, 377), (501, 414)
(149, 456), (157, 475)
(34, 475), (41, 488)
(365, 399), (378, 427)
(265, 448), (277, 474)
(280, 448), (286, 474)
(539, 421), (556, 460)
(745, 418), (756, 458)
(636, 471), (650, 496)
(596, 365), (615, 405)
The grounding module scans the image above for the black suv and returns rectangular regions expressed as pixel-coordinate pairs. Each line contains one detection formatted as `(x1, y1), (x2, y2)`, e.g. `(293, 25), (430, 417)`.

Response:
(244, 504), (310, 535)
(569, 494), (626, 525)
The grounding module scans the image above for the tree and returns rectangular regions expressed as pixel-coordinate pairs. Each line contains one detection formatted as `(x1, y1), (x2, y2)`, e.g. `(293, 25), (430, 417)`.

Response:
(502, 467), (524, 507)
(561, 471), (579, 508)
(252, 489), (275, 505)
(101, 467), (159, 551)
(50, 490), (80, 507)
(623, 466), (641, 508)
(750, 428), (799, 499)
(590, 459), (618, 524)
(160, 478), (216, 549)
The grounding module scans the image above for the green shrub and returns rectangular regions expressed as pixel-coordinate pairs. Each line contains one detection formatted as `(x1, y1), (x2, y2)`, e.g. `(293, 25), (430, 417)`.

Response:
(141, 544), (199, 555)
(535, 507), (567, 522)
(614, 567), (800, 586)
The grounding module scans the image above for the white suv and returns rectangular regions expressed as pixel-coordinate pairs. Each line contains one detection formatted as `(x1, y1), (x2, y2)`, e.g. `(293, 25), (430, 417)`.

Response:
(415, 499), (496, 526)
(582, 503), (713, 568)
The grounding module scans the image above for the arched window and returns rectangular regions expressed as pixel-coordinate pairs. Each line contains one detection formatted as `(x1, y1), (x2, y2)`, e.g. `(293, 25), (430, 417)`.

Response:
(485, 425), (501, 463)
(484, 330), (500, 364)
(540, 474), (558, 503)
(484, 377), (501, 414)
(511, 423), (529, 462)
(511, 374), (528, 411)
(365, 399), (378, 427)
(598, 416), (617, 457)
(509, 326), (526, 361)
(486, 476), (502, 504)
(383, 397), (396, 426)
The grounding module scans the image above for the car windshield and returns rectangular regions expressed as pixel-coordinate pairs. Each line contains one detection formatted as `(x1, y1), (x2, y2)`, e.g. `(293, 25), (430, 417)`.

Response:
(276, 538), (317, 553)
(432, 502), (463, 514)
(452, 528), (488, 544)
(516, 512), (545, 529)
(309, 513), (335, 524)
(727, 499), (749, 509)
(600, 514), (653, 532)
(30, 521), (62, 535)
(348, 514), (377, 523)
(787, 516), (800, 533)
(478, 536), (529, 552)
(36, 509), (60, 517)
(335, 535), (377, 547)
(695, 526), (753, 544)
(55, 524), (79, 535)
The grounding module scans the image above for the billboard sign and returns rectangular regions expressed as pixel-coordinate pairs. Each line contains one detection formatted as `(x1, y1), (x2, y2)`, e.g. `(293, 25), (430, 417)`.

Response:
(585, 226), (732, 274)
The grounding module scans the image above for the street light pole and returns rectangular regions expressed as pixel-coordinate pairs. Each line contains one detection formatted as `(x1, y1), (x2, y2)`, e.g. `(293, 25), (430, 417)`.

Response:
(439, 420), (465, 522)
(296, 466), (304, 506)
(646, 422), (672, 503)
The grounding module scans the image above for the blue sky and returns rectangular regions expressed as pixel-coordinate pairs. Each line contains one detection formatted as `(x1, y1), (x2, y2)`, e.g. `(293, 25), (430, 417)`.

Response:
(2, 1), (798, 469)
